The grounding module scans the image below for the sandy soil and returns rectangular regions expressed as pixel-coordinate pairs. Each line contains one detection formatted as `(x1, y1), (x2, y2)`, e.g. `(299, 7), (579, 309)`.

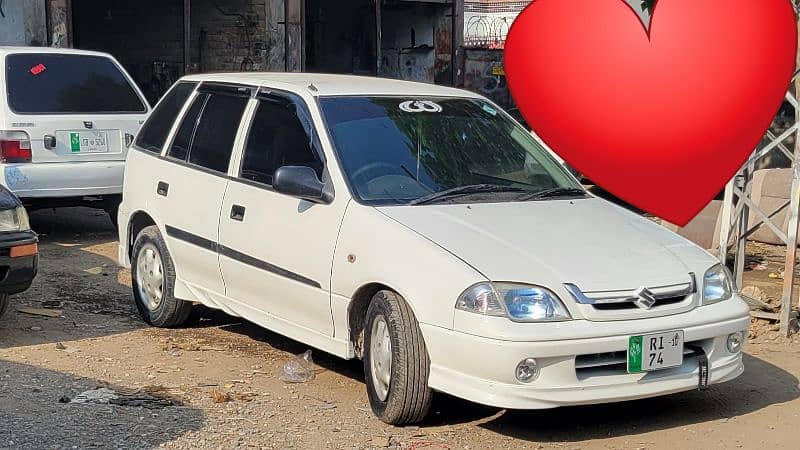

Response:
(1, 208), (799, 449)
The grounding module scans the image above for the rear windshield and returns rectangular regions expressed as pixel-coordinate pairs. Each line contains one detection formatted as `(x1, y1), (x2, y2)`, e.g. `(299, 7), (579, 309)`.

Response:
(5, 53), (147, 114)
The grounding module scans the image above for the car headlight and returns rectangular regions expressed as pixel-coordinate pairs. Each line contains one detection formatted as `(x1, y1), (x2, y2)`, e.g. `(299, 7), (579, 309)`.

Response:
(456, 282), (572, 322)
(703, 264), (733, 304)
(0, 207), (30, 232)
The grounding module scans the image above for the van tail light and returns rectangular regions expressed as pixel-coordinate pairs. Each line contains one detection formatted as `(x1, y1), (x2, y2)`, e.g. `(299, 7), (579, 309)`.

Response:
(0, 131), (32, 163)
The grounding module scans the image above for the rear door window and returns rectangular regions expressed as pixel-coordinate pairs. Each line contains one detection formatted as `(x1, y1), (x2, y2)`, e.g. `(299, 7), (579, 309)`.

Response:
(167, 89), (248, 173)
(135, 81), (197, 153)
(188, 94), (249, 173)
(5, 53), (147, 114)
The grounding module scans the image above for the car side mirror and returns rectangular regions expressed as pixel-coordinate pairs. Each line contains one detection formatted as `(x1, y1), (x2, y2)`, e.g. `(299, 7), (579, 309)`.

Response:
(273, 166), (332, 204)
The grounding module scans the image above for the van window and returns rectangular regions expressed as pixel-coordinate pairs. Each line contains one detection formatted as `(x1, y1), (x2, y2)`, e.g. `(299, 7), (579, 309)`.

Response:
(188, 94), (249, 173)
(135, 82), (197, 153)
(240, 96), (322, 186)
(5, 53), (147, 114)
(168, 93), (208, 162)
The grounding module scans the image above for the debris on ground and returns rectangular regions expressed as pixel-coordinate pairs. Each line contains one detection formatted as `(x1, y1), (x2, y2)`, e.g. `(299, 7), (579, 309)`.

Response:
(769, 271), (785, 280)
(210, 389), (232, 403)
(233, 392), (258, 402)
(162, 337), (226, 352)
(84, 266), (104, 275)
(740, 286), (775, 312)
(280, 350), (316, 383)
(69, 388), (118, 405)
(17, 308), (63, 318)
(66, 387), (175, 409)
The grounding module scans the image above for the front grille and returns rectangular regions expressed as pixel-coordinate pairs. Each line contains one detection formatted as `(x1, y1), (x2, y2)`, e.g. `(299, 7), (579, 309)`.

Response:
(564, 273), (697, 314)
(575, 342), (703, 379)
(592, 295), (687, 310)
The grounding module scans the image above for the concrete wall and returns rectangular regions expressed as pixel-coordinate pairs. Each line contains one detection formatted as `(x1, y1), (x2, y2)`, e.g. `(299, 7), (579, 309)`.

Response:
(191, 0), (268, 73)
(380, 3), (451, 83)
(0, 0), (47, 46)
(47, 0), (71, 47)
(463, 48), (512, 108)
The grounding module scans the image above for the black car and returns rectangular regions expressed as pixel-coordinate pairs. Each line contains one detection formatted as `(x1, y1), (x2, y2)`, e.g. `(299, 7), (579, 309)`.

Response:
(0, 185), (38, 318)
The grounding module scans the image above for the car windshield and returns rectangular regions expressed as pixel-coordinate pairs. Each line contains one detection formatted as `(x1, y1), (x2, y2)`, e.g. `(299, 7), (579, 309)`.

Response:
(319, 96), (581, 205)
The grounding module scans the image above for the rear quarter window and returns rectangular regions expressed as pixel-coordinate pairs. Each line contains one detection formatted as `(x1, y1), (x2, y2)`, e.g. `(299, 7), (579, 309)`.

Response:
(135, 81), (197, 153)
(5, 53), (147, 114)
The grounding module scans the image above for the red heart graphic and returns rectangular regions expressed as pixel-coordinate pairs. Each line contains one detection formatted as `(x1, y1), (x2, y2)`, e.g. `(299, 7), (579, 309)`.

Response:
(505, 0), (797, 226)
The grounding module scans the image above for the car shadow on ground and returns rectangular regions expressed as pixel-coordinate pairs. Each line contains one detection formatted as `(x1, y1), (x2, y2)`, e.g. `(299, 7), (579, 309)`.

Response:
(0, 207), (143, 349)
(0, 360), (204, 448)
(200, 308), (800, 440)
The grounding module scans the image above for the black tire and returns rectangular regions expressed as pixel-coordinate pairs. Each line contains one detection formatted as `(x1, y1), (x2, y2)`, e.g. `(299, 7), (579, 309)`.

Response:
(363, 290), (432, 425)
(131, 226), (191, 327)
(0, 294), (8, 318)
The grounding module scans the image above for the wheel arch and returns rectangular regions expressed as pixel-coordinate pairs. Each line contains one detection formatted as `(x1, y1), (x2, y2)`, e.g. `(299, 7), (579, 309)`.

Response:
(127, 210), (157, 258)
(348, 281), (421, 359)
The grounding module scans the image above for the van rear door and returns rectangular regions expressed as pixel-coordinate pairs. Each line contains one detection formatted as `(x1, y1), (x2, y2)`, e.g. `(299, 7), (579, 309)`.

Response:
(4, 52), (149, 164)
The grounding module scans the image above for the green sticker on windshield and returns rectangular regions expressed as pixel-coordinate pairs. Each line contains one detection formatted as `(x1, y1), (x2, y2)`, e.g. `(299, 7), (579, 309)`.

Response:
(482, 104), (498, 116)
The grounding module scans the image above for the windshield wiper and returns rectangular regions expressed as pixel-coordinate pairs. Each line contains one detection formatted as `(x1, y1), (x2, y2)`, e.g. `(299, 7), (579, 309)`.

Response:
(408, 184), (529, 206)
(518, 187), (587, 201)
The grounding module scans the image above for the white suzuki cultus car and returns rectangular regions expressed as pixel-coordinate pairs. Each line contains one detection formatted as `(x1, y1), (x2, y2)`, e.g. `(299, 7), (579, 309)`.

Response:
(1, 48), (150, 224)
(118, 74), (750, 425)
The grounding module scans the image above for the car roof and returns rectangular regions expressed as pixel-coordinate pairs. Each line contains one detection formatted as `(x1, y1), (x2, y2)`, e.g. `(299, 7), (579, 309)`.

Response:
(181, 72), (485, 98)
(0, 46), (115, 58)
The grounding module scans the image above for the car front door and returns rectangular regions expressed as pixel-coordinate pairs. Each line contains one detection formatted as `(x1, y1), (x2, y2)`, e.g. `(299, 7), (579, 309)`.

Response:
(158, 83), (252, 300)
(218, 91), (348, 337)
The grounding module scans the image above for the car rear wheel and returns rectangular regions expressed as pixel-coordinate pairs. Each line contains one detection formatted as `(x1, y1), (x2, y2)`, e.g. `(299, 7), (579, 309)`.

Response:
(131, 225), (191, 327)
(0, 294), (8, 318)
(363, 290), (432, 425)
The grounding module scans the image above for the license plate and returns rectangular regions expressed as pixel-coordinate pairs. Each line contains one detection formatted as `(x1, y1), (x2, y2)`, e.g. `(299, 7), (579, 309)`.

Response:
(628, 330), (684, 373)
(69, 131), (109, 153)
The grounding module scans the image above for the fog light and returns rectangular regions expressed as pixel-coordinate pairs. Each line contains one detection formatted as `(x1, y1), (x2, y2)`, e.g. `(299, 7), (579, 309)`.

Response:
(515, 358), (540, 383)
(726, 332), (744, 353)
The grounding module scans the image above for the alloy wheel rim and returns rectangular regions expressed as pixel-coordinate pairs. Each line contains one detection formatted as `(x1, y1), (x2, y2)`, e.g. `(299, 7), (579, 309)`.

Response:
(369, 315), (392, 402)
(136, 243), (165, 311)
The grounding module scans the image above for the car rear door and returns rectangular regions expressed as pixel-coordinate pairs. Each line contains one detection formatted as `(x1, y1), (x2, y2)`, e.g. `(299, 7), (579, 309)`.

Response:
(3, 52), (149, 164)
(157, 83), (252, 300)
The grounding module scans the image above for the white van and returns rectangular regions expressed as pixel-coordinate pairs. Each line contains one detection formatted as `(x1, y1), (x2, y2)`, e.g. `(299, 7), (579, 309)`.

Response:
(0, 47), (150, 224)
(118, 74), (750, 425)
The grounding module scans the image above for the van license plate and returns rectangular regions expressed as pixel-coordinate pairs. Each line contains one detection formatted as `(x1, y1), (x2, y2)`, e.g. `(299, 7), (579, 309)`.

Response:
(628, 330), (684, 373)
(70, 131), (109, 153)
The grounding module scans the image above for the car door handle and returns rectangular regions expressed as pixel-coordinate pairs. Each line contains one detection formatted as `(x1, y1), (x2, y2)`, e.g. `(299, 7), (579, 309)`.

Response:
(230, 205), (246, 222)
(44, 135), (56, 149)
(157, 181), (169, 197)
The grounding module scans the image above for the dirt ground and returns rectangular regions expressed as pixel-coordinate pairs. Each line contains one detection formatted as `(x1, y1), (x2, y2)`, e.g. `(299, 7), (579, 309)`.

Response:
(2, 208), (800, 450)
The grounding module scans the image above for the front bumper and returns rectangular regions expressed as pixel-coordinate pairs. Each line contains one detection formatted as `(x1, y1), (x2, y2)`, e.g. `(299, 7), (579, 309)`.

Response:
(422, 302), (749, 410)
(0, 231), (38, 295)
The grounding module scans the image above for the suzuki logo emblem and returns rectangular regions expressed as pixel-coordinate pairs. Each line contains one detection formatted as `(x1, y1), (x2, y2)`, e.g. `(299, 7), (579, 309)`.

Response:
(632, 287), (657, 310)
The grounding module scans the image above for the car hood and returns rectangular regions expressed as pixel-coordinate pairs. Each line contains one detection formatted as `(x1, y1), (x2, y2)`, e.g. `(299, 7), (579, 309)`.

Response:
(377, 198), (715, 292)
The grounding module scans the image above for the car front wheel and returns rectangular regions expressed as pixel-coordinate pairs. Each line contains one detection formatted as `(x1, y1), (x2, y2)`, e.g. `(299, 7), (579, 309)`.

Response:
(363, 290), (432, 425)
(131, 226), (191, 327)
